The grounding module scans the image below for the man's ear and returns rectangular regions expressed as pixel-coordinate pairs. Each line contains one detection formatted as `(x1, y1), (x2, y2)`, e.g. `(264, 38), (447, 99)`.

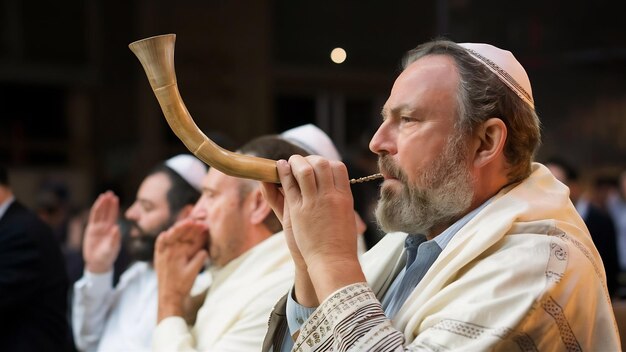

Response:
(473, 117), (507, 168)
(248, 188), (272, 225)
(175, 204), (195, 221)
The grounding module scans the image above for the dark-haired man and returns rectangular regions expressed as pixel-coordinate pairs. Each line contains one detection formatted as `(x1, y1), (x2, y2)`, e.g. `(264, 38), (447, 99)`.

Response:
(546, 157), (619, 296)
(72, 154), (207, 352)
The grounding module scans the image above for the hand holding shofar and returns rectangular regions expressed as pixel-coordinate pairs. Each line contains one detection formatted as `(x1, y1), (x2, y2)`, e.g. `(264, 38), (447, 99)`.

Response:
(129, 34), (381, 184)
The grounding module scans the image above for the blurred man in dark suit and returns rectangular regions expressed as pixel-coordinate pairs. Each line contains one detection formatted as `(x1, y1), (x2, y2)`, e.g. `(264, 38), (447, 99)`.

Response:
(546, 157), (620, 297)
(0, 165), (70, 351)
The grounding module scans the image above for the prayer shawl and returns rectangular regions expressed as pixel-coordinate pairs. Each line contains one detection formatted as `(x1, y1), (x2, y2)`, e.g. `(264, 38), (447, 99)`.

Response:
(290, 164), (620, 351)
(154, 232), (294, 351)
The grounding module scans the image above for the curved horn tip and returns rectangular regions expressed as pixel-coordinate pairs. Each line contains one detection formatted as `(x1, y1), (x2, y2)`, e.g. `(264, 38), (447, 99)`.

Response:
(128, 33), (177, 48)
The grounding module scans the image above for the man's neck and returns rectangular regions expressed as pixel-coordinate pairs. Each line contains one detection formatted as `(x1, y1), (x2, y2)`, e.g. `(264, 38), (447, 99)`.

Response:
(427, 191), (500, 241)
(427, 220), (457, 241)
(0, 186), (13, 205)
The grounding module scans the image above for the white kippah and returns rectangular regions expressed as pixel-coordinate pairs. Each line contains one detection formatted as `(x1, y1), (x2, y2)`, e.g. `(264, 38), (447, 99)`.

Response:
(164, 154), (207, 191)
(458, 43), (534, 109)
(280, 124), (342, 161)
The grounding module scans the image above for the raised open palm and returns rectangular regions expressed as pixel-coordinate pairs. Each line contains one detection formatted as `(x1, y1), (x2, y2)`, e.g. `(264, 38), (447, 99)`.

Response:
(83, 191), (122, 273)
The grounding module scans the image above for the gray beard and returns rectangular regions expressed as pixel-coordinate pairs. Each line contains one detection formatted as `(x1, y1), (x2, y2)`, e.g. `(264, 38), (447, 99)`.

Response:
(375, 134), (474, 236)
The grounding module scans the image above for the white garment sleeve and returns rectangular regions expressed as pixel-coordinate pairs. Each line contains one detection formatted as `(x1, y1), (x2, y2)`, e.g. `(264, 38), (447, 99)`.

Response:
(152, 301), (276, 352)
(153, 272), (291, 352)
(72, 270), (115, 352)
(152, 272), (211, 352)
(153, 317), (196, 352)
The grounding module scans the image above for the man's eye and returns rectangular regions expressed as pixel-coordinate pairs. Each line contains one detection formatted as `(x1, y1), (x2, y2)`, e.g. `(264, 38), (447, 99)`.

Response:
(400, 116), (415, 123)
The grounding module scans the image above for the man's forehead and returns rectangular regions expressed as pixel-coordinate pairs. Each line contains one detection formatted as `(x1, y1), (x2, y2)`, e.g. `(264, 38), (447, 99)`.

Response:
(137, 173), (171, 202)
(140, 172), (171, 190)
(203, 168), (239, 189)
(384, 55), (459, 112)
(397, 55), (458, 89)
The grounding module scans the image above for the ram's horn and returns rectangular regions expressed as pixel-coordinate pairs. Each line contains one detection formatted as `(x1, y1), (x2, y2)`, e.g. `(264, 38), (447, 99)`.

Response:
(129, 34), (384, 185)
(129, 34), (279, 183)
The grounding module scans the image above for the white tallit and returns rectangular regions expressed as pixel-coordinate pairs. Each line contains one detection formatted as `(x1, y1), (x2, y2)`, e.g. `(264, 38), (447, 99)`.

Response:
(154, 233), (294, 352)
(293, 163), (620, 351)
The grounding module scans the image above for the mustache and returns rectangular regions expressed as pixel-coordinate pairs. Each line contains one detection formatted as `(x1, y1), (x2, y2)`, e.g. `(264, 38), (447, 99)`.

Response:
(125, 233), (157, 262)
(378, 155), (408, 183)
(121, 219), (158, 262)
(123, 219), (156, 238)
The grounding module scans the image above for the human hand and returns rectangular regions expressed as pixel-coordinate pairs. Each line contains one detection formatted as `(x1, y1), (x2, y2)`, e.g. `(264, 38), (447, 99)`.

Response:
(82, 191), (122, 273)
(261, 181), (306, 268)
(278, 156), (359, 264)
(155, 219), (208, 322)
(277, 156), (366, 300)
(262, 180), (318, 306)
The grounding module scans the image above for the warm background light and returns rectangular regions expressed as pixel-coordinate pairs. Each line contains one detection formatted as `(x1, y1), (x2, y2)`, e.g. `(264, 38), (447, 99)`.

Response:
(330, 47), (347, 64)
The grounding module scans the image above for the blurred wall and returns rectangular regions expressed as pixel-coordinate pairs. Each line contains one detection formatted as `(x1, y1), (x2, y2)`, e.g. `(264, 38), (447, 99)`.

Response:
(1, 0), (625, 211)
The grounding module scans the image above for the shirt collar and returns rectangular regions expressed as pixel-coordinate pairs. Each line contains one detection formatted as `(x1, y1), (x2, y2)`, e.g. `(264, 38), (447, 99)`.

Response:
(0, 195), (15, 221)
(405, 196), (495, 251)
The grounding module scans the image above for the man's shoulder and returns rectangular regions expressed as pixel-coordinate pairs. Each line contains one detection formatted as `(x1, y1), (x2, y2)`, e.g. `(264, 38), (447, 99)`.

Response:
(1, 201), (49, 232)
(0, 201), (59, 252)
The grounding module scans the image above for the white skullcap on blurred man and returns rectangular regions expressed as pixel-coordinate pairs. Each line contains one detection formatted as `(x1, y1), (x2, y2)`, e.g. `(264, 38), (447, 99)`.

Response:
(280, 124), (342, 161)
(164, 154), (207, 191)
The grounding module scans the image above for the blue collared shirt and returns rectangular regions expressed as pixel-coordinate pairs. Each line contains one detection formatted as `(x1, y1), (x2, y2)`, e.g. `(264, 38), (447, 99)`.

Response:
(381, 198), (492, 316)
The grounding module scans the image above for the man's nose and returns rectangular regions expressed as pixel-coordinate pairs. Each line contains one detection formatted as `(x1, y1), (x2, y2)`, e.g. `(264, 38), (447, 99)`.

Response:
(369, 121), (396, 156)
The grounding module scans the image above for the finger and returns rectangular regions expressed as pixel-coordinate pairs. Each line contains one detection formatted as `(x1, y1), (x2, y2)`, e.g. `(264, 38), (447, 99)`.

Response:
(158, 227), (177, 247)
(184, 221), (208, 254)
(105, 194), (120, 226)
(277, 159), (302, 208)
(154, 235), (169, 273)
(110, 224), (121, 245)
(155, 231), (167, 253)
(97, 192), (116, 224)
(168, 220), (206, 250)
(183, 221), (207, 245)
(282, 195), (292, 229)
(288, 155), (318, 198)
(329, 160), (351, 193)
(185, 250), (208, 278)
(166, 219), (193, 242)
(306, 156), (334, 194)
(88, 193), (107, 223)
(261, 182), (285, 220)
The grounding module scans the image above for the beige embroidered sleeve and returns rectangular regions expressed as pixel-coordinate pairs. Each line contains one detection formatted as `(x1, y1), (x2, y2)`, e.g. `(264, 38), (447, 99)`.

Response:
(292, 283), (404, 352)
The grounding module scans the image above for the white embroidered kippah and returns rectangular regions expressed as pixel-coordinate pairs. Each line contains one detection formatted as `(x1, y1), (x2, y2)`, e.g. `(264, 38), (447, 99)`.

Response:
(164, 154), (207, 191)
(458, 43), (534, 109)
(280, 124), (342, 161)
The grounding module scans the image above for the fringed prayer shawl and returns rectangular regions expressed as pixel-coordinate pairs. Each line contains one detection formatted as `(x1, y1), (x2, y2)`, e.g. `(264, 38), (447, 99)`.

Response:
(292, 164), (620, 351)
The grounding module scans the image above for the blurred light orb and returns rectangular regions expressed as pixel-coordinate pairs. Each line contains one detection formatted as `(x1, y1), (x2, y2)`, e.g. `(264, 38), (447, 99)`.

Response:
(330, 47), (347, 64)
